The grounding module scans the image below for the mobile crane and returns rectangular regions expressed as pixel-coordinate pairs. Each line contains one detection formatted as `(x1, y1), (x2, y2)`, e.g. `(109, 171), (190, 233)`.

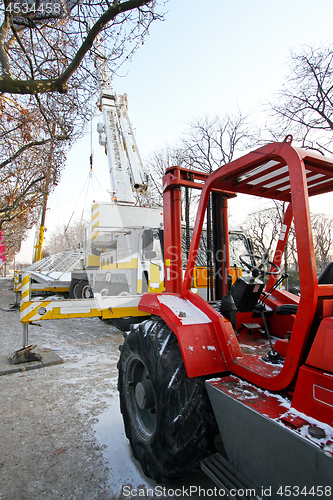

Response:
(118, 138), (333, 497)
(18, 41), (253, 339)
(67, 38), (164, 304)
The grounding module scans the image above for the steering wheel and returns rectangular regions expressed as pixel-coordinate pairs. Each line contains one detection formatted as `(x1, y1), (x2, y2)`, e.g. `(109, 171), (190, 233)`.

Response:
(239, 253), (280, 278)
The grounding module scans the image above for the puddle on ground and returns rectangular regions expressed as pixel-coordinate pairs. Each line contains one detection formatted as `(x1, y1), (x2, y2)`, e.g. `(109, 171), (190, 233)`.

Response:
(93, 395), (155, 497)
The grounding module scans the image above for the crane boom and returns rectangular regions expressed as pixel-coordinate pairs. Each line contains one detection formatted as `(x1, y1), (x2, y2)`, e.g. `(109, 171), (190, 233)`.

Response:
(95, 39), (148, 204)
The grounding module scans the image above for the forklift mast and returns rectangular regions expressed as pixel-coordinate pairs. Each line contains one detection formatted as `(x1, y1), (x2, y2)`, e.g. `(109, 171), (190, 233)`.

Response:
(162, 166), (236, 297)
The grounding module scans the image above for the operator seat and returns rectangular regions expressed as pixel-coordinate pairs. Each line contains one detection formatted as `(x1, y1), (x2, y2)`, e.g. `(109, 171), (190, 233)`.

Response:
(275, 304), (298, 315)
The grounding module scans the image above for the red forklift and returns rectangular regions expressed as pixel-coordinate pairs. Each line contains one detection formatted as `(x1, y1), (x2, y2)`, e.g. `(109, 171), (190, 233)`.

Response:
(118, 138), (333, 498)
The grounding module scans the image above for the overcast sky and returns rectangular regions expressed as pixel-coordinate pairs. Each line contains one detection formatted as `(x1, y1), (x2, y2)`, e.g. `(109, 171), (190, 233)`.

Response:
(17, 0), (333, 262)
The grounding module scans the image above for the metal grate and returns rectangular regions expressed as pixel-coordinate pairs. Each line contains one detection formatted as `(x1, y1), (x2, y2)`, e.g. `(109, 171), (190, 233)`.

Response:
(25, 250), (83, 279)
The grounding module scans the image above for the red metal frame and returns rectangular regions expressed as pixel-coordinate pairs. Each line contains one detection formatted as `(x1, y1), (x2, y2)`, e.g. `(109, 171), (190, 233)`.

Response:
(139, 140), (333, 424)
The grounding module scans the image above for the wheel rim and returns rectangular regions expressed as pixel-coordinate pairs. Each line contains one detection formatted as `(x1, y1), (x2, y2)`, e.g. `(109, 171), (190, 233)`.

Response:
(126, 356), (157, 441)
(82, 285), (93, 299)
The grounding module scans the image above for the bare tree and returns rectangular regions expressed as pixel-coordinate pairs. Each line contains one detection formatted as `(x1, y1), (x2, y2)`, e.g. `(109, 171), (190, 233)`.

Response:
(0, 211), (32, 261)
(44, 218), (88, 255)
(243, 207), (281, 262)
(146, 112), (252, 209)
(0, 94), (72, 230)
(311, 213), (333, 273)
(269, 44), (333, 154)
(145, 145), (187, 207)
(242, 200), (301, 288)
(182, 112), (252, 173)
(0, 1), (164, 94)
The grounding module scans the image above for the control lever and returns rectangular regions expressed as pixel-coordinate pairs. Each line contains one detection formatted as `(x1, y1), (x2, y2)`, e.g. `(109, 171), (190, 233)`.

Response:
(258, 252), (269, 270)
(254, 303), (284, 364)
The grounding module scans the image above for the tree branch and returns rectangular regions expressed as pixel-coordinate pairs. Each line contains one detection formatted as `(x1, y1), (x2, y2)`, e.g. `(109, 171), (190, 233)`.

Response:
(0, 0), (152, 94)
(0, 134), (68, 170)
(0, 174), (45, 221)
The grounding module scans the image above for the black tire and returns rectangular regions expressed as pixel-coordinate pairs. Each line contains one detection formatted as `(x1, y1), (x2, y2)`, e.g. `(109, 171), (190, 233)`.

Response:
(118, 319), (218, 481)
(69, 279), (80, 299)
(76, 280), (93, 299)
